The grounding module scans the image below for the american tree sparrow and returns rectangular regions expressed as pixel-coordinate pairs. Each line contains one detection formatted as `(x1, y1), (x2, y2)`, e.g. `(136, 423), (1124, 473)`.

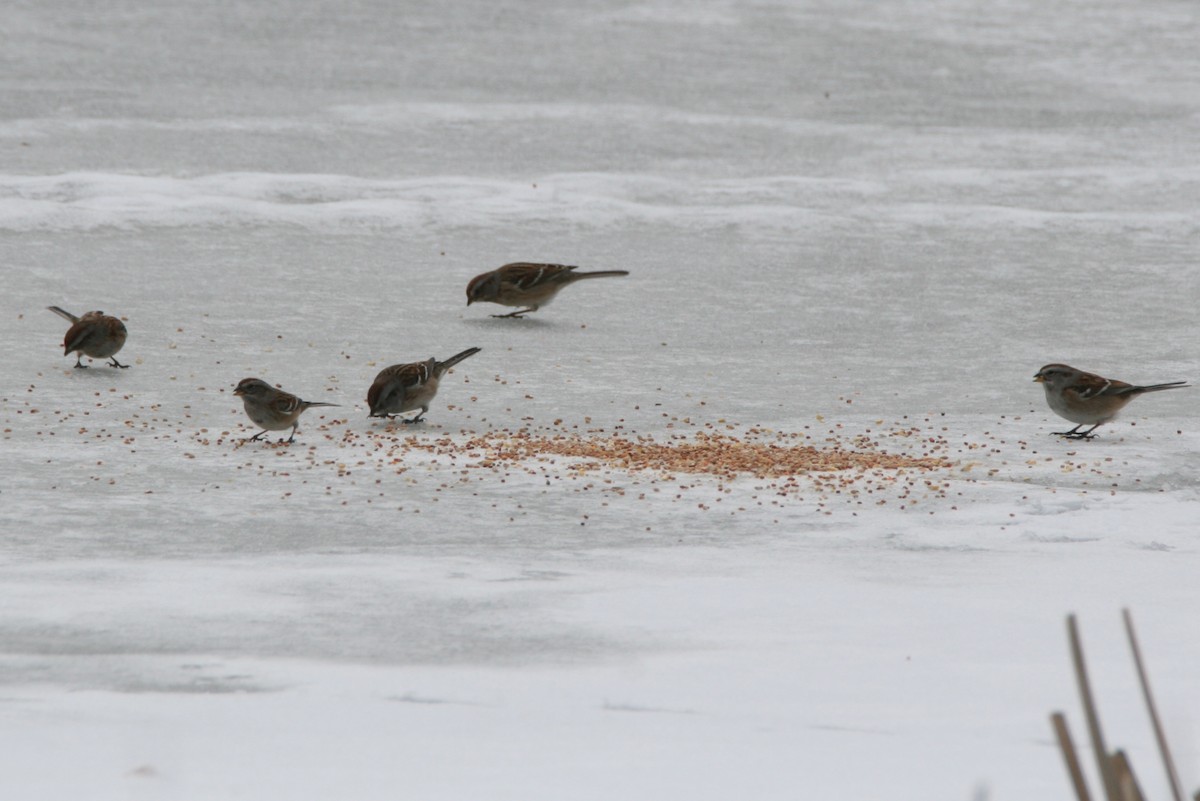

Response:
(233, 378), (339, 443)
(1033, 363), (1188, 439)
(48, 306), (129, 368)
(466, 262), (629, 318)
(367, 347), (481, 423)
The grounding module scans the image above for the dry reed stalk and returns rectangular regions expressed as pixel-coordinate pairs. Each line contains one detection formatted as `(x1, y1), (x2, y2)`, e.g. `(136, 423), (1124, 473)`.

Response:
(1122, 609), (1185, 801)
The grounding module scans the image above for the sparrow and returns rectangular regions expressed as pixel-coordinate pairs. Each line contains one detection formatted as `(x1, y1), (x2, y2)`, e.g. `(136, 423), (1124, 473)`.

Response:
(367, 347), (481, 423)
(1033, 363), (1188, 439)
(466, 262), (629, 317)
(48, 306), (129, 368)
(233, 378), (339, 443)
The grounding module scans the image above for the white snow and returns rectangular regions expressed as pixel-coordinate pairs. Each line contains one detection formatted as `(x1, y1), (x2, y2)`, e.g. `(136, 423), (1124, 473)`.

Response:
(2, 0), (1199, 799)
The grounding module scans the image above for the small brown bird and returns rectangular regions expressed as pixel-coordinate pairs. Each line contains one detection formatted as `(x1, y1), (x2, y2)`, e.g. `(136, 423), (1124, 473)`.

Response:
(1033, 363), (1188, 439)
(466, 262), (629, 318)
(367, 347), (481, 423)
(48, 306), (129, 368)
(233, 378), (339, 444)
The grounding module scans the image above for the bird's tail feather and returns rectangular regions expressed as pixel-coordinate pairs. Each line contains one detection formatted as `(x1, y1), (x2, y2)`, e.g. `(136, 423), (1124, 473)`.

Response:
(438, 347), (482, 371)
(570, 270), (630, 280)
(47, 306), (79, 323)
(1135, 381), (1188, 394)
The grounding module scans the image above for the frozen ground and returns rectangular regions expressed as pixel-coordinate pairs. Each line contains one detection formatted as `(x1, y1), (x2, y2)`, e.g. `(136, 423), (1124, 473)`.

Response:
(2, 0), (1199, 799)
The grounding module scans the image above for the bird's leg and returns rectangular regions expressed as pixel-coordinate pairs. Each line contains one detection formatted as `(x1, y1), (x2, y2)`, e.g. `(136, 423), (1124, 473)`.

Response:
(109, 357), (129, 368)
(404, 410), (426, 424)
(491, 307), (536, 318)
(249, 430), (267, 442)
(285, 426), (297, 444)
(1055, 424), (1100, 440)
(73, 355), (87, 369)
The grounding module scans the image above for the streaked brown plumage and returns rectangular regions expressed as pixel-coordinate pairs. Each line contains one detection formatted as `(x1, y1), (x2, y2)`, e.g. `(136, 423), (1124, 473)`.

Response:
(367, 347), (481, 423)
(48, 306), (129, 368)
(1033, 363), (1187, 439)
(465, 262), (629, 318)
(233, 377), (339, 444)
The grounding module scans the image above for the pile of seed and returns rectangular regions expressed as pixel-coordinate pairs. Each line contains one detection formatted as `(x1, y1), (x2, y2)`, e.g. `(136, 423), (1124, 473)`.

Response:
(432, 430), (951, 479)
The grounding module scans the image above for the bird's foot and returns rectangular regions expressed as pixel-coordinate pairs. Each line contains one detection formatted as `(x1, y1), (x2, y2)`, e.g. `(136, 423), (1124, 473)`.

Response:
(380, 413), (424, 424)
(1053, 428), (1098, 440)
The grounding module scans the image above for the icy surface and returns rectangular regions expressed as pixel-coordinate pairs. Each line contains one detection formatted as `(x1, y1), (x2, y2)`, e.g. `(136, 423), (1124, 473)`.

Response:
(2, 0), (1199, 799)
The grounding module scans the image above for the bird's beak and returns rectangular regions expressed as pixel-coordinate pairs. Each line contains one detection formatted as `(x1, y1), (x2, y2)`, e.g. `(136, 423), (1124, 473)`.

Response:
(233, 388), (245, 396)
(466, 298), (473, 306)
(1033, 375), (1044, 383)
